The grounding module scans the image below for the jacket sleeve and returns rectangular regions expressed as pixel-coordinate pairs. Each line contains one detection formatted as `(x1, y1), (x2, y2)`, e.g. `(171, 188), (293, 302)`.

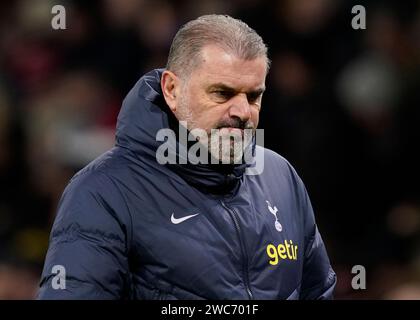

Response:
(37, 170), (132, 299)
(299, 182), (337, 300)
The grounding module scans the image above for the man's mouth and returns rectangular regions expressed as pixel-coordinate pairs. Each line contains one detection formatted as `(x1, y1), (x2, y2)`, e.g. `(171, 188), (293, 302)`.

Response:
(226, 127), (243, 133)
(218, 128), (243, 139)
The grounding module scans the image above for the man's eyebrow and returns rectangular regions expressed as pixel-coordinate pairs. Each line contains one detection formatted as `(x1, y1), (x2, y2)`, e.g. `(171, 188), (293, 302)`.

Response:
(207, 83), (266, 94)
(207, 83), (236, 92)
(249, 87), (265, 95)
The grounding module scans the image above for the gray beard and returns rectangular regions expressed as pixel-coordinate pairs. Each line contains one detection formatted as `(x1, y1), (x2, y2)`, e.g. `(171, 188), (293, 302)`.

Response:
(177, 105), (254, 164)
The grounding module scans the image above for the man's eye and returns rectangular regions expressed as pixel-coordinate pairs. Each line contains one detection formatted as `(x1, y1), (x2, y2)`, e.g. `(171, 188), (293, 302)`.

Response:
(247, 93), (261, 104)
(213, 91), (231, 99)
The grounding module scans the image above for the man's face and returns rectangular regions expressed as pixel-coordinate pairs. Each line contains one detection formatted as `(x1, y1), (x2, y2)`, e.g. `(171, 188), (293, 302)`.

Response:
(174, 45), (267, 163)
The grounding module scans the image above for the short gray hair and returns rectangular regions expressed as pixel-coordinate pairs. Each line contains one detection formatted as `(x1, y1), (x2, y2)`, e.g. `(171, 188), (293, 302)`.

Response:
(166, 14), (270, 78)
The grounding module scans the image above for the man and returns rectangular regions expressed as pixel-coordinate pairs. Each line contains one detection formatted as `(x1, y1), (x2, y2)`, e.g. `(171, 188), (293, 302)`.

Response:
(38, 14), (336, 299)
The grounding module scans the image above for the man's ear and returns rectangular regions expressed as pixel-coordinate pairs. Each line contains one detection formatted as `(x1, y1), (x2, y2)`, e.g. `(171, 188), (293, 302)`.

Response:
(161, 70), (181, 113)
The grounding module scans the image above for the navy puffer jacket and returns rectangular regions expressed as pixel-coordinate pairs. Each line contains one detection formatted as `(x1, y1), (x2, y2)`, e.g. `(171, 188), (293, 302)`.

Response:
(38, 69), (336, 300)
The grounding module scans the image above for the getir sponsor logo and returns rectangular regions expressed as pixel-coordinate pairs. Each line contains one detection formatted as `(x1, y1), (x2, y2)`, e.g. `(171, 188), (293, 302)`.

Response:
(266, 240), (298, 265)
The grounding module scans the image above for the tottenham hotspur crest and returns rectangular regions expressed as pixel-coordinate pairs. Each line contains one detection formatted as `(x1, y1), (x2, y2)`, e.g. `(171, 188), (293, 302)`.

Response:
(266, 200), (282, 232)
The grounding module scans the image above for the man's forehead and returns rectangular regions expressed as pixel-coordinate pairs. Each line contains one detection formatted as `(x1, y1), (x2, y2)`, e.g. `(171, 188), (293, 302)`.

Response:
(194, 45), (267, 91)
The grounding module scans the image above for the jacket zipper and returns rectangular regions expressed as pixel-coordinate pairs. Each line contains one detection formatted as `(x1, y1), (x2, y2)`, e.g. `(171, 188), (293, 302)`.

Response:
(220, 200), (254, 300)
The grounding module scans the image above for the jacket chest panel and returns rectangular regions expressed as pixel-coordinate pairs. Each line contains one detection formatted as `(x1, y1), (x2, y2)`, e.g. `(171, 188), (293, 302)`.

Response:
(126, 179), (304, 299)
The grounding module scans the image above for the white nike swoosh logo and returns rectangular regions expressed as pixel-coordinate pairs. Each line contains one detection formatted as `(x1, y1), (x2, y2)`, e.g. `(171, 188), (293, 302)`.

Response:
(171, 212), (200, 224)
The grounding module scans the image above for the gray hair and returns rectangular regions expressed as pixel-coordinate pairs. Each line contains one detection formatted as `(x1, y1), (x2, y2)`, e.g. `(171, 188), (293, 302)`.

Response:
(166, 14), (270, 78)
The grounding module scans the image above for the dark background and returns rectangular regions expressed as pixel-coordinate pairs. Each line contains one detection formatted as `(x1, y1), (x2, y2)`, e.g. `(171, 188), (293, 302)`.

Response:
(0, 0), (419, 299)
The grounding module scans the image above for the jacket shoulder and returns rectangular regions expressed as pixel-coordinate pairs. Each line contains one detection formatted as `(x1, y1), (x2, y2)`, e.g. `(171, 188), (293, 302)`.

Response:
(258, 146), (304, 187)
(51, 151), (133, 247)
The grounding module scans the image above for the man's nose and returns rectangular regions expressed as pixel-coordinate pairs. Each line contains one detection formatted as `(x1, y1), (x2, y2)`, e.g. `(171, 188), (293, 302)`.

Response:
(228, 93), (251, 123)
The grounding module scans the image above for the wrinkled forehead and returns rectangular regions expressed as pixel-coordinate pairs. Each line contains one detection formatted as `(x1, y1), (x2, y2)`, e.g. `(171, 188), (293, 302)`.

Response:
(190, 45), (267, 91)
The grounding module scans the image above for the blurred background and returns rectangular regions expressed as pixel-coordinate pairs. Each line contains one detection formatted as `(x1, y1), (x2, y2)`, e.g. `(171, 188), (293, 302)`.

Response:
(0, 0), (419, 299)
